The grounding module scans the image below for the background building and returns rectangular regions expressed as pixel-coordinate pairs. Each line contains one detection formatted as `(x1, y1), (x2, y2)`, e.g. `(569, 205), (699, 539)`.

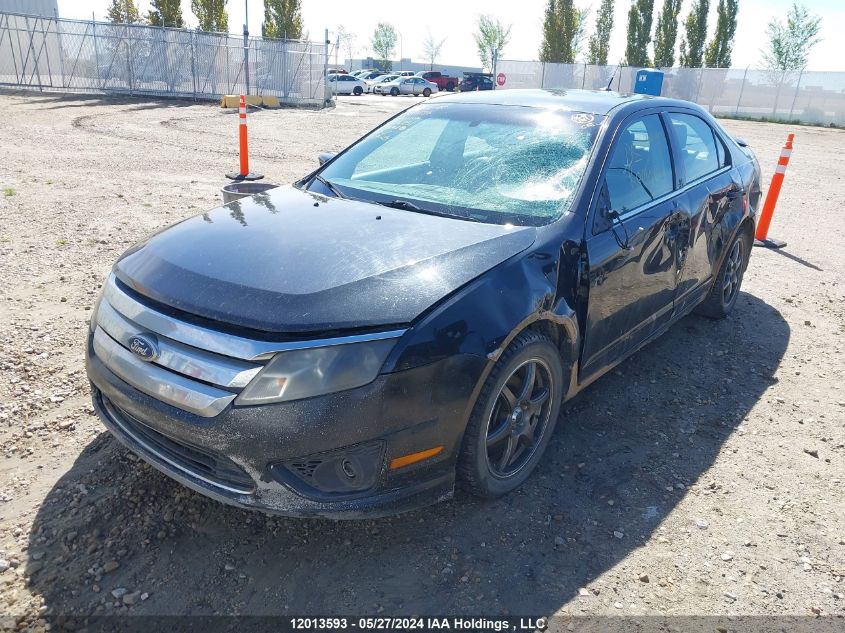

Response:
(0, 0), (58, 17)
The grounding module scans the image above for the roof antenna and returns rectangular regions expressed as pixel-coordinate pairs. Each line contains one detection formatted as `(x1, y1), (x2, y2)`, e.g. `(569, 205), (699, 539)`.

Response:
(604, 61), (622, 91)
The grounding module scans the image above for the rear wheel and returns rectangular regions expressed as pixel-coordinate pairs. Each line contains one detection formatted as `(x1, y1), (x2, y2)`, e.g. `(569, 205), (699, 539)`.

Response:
(422, 87), (432, 97)
(353, 86), (363, 96)
(457, 331), (564, 498)
(695, 230), (750, 319)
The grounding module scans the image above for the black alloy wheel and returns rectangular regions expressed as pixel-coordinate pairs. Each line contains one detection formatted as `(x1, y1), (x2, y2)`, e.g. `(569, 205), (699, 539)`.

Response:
(485, 358), (554, 478)
(695, 230), (750, 319)
(458, 330), (564, 498)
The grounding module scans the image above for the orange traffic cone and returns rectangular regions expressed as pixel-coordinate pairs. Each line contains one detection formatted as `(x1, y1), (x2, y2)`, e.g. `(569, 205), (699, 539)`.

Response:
(754, 133), (793, 249)
(226, 95), (263, 181)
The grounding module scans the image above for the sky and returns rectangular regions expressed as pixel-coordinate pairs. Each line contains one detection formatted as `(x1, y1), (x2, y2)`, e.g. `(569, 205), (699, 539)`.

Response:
(56, 0), (845, 71)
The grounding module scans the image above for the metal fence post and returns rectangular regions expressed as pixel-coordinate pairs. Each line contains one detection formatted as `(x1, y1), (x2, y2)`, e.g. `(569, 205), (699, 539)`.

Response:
(281, 39), (288, 100)
(91, 12), (101, 90)
(124, 23), (133, 94)
(788, 68), (804, 120)
(540, 61), (545, 89)
(735, 65), (748, 115)
(323, 28), (329, 106)
(190, 29), (197, 101)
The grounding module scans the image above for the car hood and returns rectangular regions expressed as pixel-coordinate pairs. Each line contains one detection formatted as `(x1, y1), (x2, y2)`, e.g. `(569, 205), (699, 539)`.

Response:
(114, 185), (536, 335)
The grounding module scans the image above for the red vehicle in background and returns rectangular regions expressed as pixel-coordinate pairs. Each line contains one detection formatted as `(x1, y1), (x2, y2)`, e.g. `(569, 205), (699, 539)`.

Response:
(414, 71), (459, 92)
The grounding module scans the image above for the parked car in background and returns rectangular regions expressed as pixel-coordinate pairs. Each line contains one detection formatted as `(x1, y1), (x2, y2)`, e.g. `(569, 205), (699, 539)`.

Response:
(328, 73), (366, 95)
(86, 89), (760, 518)
(415, 70), (459, 91)
(460, 73), (494, 91)
(350, 70), (370, 78)
(358, 71), (386, 82)
(327, 68), (348, 75)
(395, 70), (416, 77)
(365, 74), (399, 93)
(375, 76), (438, 97)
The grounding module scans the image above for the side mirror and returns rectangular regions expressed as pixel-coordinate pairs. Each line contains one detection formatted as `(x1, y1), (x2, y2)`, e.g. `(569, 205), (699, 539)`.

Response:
(318, 152), (335, 166)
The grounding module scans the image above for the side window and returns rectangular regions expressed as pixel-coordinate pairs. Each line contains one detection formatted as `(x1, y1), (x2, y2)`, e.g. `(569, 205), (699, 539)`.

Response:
(667, 113), (722, 182)
(603, 114), (674, 213)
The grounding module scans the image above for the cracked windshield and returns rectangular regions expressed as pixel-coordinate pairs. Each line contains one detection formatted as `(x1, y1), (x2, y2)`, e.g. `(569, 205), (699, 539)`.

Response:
(316, 103), (603, 225)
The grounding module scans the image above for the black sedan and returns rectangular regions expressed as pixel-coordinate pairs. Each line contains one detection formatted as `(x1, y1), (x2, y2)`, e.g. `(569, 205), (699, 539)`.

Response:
(460, 73), (494, 91)
(86, 89), (761, 517)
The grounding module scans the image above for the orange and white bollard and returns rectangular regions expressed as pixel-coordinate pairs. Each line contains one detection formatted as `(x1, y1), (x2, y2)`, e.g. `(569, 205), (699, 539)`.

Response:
(754, 133), (793, 249)
(226, 94), (263, 181)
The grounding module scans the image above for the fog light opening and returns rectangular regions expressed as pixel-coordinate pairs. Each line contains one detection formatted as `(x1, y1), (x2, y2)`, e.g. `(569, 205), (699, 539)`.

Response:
(341, 458), (356, 479)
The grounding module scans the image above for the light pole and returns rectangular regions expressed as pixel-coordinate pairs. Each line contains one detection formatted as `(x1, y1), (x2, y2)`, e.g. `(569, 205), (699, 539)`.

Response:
(243, 0), (250, 95)
(397, 30), (403, 71)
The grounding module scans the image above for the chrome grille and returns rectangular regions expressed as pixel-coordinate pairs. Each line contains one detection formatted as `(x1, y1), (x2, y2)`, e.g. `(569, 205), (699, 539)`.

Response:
(93, 274), (264, 417)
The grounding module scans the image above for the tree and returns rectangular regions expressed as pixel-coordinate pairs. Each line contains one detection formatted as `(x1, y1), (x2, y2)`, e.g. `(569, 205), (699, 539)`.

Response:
(760, 3), (821, 71)
(679, 0), (708, 67)
(423, 31), (446, 70)
(262, 0), (303, 39)
(539, 0), (585, 63)
(371, 23), (398, 71)
(107, 0), (143, 24)
(704, 0), (738, 67)
(624, 0), (655, 67)
(474, 15), (511, 72)
(335, 26), (358, 67)
(147, 0), (184, 27)
(587, 0), (615, 65)
(653, 0), (682, 67)
(191, 0), (228, 32)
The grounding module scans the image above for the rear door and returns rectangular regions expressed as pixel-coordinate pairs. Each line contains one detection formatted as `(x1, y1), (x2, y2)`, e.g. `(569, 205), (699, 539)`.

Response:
(581, 112), (681, 379)
(665, 111), (741, 315)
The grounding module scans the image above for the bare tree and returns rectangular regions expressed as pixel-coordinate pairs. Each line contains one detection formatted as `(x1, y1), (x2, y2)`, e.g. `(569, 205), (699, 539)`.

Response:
(423, 31), (446, 70)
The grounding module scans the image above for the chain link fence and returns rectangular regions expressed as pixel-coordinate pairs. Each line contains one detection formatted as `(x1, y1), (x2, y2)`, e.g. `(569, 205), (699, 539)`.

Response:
(0, 11), (329, 106)
(496, 60), (845, 126)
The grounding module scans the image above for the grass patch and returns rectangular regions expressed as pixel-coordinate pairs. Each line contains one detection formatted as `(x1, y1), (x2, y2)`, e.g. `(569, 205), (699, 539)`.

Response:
(3, 187), (16, 197)
(56, 238), (67, 246)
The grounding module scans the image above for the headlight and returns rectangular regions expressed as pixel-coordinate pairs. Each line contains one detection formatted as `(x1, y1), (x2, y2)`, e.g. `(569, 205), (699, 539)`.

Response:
(235, 338), (396, 405)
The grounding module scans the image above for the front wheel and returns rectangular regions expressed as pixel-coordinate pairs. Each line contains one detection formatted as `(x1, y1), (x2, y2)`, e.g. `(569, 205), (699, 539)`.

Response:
(353, 86), (363, 96)
(390, 87), (399, 96)
(694, 230), (750, 319)
(457, 331), (564, 498)
(422, 87), (432, 97)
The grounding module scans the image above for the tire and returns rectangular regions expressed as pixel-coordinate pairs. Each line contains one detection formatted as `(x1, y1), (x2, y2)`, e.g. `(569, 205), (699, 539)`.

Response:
(446, 82), (455, 91)
(694, 229), (751, 319)
(422, 87), (432, 97)
(353, 86), (363, 96)
(457, 330), (564, 498)
(390, 87), (399, 96)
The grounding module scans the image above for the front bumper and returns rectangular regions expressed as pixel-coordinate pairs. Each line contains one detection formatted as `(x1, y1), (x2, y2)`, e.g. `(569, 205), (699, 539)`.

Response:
(86, 333), (485, 518)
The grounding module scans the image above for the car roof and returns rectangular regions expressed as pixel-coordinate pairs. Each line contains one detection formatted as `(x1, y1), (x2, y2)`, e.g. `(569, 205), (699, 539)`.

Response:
(437, 88), (687, 115)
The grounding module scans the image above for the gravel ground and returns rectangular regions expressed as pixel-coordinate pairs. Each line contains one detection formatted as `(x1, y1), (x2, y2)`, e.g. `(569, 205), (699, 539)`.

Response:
(0, 91), (843, 628)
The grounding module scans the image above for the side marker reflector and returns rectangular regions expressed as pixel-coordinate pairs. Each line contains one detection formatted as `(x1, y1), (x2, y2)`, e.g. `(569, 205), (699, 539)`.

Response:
(389, 446), (444, 470)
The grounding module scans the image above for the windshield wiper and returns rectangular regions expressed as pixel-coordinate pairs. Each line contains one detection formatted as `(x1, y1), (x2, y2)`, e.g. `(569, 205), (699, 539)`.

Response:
(312, 174), (345, 199)
(375, 199), (481, 222)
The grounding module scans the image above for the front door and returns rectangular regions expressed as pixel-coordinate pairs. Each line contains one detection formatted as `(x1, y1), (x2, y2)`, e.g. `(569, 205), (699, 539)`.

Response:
(580, 113), (681, 379)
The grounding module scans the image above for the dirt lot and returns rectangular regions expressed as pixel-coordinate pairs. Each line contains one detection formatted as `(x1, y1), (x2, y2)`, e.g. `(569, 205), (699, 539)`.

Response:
(0, 90), (843, 628)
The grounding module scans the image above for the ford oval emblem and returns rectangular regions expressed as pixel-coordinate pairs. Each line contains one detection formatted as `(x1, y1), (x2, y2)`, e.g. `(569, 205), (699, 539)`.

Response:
(128, 334), (159, 362)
